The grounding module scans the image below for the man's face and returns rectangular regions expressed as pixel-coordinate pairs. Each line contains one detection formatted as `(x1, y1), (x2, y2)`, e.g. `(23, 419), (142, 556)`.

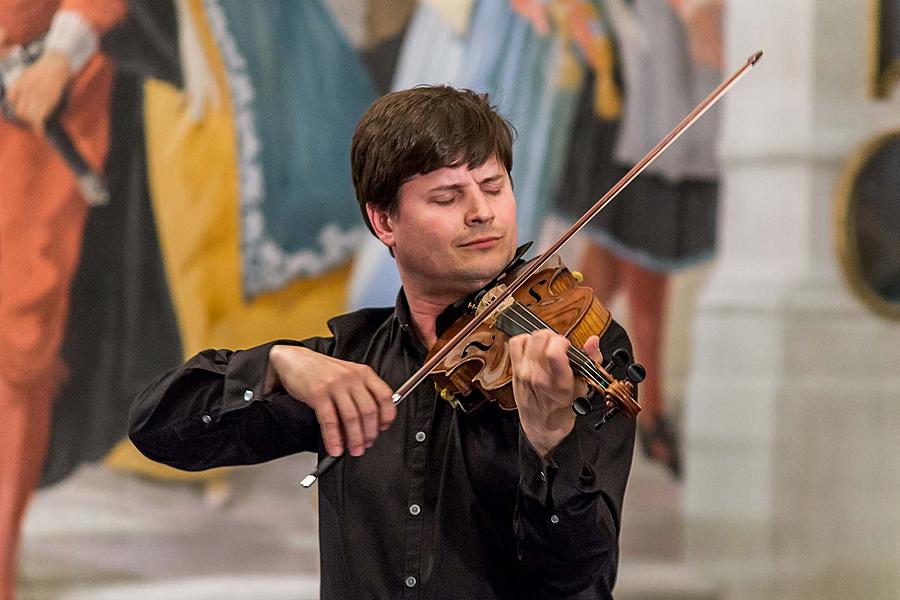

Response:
(367, 156), (518, 300)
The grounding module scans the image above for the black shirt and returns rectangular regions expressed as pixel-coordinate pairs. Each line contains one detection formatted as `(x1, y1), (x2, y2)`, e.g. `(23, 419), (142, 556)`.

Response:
(129, 291), (636, 599)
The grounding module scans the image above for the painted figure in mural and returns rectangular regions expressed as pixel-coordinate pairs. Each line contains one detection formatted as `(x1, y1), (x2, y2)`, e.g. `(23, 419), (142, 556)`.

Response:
(0, 1), (126, 598)
(556, 0), (724, 478)
(349, 0), (598, 310)
(131, 86), (636, 599)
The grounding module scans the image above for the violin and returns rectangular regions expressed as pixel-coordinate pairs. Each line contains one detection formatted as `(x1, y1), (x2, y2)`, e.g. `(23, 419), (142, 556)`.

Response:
(428, 255), (644, 419)
(300, 50), (763, 487)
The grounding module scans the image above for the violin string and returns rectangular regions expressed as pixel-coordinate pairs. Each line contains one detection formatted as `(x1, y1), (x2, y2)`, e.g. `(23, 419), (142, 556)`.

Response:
(502, 312), (609, 391)
(498, 302), (611, 389)
(500, 304), (605, 384)
(501, 302), (609, 386)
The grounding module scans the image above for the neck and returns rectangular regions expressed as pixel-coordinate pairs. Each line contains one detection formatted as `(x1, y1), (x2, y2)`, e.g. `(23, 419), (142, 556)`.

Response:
(402, 286), (459, 350)
(402, 275), (491, 349)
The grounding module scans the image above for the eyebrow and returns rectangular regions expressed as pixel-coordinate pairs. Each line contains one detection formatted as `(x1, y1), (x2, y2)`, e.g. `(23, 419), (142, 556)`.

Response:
(478, 174), (505, 186)
(426, 174), (505, 194)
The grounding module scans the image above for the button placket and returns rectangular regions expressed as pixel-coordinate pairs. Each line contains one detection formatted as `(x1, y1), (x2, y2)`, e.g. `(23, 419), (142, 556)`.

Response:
(401, 386), (431, 599)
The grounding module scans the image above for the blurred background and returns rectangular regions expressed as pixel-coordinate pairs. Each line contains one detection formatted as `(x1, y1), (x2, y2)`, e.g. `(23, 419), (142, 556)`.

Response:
(3, 0), (899, 599)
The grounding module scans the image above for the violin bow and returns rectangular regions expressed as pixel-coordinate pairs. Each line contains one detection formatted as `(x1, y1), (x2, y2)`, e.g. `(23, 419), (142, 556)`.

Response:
(301, 50), (763, 488)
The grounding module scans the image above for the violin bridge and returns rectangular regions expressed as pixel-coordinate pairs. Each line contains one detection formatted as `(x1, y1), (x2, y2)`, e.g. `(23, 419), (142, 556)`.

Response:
(475, 284), (516, 326)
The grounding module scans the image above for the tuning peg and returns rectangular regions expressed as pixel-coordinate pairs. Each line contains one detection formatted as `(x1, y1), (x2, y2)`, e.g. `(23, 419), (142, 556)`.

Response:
(626, 362), (646, 384)
(573, 388), (605, 416)
(572, 395), (594, 416)
(611, 348), (631, 367)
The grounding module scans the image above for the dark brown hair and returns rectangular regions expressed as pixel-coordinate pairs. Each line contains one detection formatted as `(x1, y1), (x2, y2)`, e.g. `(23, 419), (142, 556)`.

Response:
(351, 85), (515, 234)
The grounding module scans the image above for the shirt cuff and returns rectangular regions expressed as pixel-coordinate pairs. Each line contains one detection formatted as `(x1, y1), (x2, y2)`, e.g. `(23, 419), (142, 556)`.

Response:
(221, 340), (304, 416)
(519, 424), (600, 509)
(45, 10), (99, 74)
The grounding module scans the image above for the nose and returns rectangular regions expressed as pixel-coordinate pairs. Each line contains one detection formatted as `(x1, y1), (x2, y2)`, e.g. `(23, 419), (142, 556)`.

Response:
(465, 188), (495, 226)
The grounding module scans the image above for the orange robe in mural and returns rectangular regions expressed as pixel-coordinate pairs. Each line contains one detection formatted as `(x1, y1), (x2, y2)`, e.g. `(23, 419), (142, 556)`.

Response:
(0, 1), (125, 598)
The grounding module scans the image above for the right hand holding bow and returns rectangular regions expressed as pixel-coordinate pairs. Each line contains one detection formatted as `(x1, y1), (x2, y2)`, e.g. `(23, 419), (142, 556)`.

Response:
(266, 345), (396, 458)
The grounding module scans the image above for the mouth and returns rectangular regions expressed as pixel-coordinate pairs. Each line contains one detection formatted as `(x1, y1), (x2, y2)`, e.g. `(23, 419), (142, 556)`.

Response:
(459, 236), (502, 250)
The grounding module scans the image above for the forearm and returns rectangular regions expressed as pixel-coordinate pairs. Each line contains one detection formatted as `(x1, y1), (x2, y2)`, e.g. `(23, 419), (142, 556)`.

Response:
(129, 341), (321, 471)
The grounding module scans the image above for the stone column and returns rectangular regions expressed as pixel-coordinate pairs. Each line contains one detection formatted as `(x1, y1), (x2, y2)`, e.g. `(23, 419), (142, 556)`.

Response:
(683, 1), (900, 599)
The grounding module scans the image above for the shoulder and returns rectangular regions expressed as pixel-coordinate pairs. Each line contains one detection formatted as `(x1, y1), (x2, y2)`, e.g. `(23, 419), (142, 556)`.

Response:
(599, 318), (633, 353)
(325, 307), (395, 357)
(326, 306), (395, 332)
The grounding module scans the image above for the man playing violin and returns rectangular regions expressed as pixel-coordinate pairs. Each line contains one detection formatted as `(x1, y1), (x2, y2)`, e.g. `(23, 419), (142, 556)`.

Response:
(130, 85), (637, 599)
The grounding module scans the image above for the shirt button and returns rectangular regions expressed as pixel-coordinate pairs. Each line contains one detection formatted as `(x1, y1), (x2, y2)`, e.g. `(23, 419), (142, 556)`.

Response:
(415, 431), (426, 443)
(405, 576), (417, 588)
(539, 471), (546, 482)
(409, 504), (421, 516)
(243, 390), (254, 401)
(201, 414), (212, 424)
(550, 514), (560, 524)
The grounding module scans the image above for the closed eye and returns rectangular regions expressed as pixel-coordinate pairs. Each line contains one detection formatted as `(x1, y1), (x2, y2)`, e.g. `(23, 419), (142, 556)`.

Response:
(430, 194), (458, 205)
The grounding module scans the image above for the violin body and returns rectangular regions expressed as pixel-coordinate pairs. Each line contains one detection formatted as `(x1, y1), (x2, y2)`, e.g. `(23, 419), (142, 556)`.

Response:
(428, 257), (617, 413)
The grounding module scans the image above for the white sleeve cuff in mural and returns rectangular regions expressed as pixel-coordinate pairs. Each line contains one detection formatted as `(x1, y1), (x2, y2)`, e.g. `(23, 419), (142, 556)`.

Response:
(46, 10), (99, 75)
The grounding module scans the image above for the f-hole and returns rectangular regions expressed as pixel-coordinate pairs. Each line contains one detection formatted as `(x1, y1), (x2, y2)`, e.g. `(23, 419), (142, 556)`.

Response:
(461, 335), (495, 357)
(526, 279), (547, 304)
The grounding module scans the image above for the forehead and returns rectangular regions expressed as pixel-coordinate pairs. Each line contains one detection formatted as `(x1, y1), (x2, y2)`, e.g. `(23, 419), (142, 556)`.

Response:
(402, 156), (507, 192)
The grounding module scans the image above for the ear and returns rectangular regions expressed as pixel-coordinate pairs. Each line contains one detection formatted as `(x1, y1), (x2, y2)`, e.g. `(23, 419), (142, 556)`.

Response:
(366, 202), (396, 251)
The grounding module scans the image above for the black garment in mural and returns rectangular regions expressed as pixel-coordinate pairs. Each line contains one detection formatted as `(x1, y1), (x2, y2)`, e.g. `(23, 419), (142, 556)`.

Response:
(41, 1), (183, 486)
(554, 67), (719, 272)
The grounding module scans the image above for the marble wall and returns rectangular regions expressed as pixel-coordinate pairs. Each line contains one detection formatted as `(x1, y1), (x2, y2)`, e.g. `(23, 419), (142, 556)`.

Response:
(683, 1), (900, 599)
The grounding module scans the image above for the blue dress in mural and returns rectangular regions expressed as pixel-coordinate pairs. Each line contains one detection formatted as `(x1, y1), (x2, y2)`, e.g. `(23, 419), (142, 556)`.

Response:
(207, 0), (377, 298)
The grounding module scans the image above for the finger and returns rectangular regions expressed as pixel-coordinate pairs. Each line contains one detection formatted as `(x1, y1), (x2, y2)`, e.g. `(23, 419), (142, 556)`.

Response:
(507, 333), (527, 365)
(545, 334), (573, 381)
(573, 378), (591, 400)
(20, 99), (40, 131)
(508, 334), (537, 389)
(350, 383), (379, 448)
(364, 372), (396, 431)
(31, 97), (53, 135)
(522, 330), (552, 367)
(582, 335), (602, 364)
(315, 401), (344, 458)
(18, 94), (44, 131)
(7, 86), (22, 117)
(332, 389), (366, 456)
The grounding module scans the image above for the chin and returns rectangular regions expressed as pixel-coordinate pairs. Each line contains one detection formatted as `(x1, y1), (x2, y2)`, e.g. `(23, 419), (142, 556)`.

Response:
(461, 254), (509, 282)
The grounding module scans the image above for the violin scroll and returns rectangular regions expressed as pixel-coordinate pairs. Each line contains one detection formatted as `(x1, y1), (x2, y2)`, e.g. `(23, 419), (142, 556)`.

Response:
(573, 347), (644, 428)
